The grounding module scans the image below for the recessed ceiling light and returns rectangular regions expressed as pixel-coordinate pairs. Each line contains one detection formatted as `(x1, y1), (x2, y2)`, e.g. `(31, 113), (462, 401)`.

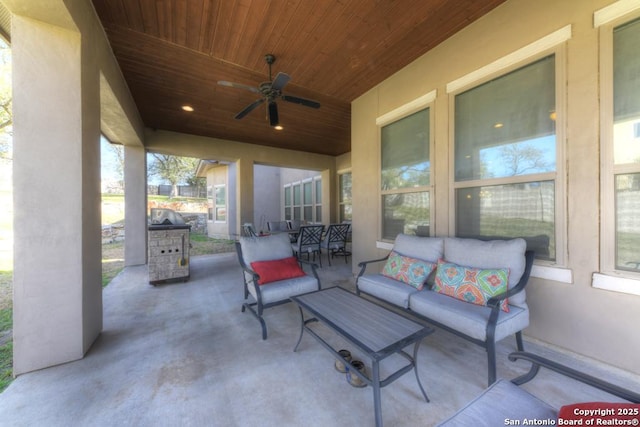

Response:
(181, 105), (194, 112)
(494, 123), (504, 128)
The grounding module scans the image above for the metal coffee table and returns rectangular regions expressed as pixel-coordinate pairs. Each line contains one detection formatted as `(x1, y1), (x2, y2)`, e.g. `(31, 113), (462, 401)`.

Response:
(291, 286), (434, 427)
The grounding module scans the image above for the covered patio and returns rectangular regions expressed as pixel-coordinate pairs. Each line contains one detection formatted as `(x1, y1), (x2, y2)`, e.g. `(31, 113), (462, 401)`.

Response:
(0, 254), (637, 426)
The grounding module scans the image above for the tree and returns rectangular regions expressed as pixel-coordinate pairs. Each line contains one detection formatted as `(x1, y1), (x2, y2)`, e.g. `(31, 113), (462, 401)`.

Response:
(148, 154), (200, 198)
(499, 143), (551, 176)
(0, 39), (12, 160)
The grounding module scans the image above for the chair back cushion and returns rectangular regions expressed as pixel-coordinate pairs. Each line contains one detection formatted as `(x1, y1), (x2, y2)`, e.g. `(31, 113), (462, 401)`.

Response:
(444, 237), (527, 307)
(392, 234), (444, 262)
(240, 233), (293, 264)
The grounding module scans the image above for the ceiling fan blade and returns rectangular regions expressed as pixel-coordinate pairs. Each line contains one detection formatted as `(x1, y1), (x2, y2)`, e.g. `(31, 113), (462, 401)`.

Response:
(271, 72), (291, 91)
(235, 98), (264, 119)
(281, 95), (321, 109)
(218, 81), (260, 94)
(268, 101), (279, 126)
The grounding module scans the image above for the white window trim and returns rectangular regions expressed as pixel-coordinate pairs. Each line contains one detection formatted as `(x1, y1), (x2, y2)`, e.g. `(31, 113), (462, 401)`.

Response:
(446, 25), (572, 94)
(447, 34), (569, 268)
(338, 169), (352, 222)
(596, 5), (640, 292)
(594, 0), (640, 28)
(376, 91), (436, 243)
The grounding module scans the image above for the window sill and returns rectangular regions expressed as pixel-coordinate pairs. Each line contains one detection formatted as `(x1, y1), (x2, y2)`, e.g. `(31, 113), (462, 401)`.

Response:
(592, 273), (640, 297)
(531, 264), (573, 283)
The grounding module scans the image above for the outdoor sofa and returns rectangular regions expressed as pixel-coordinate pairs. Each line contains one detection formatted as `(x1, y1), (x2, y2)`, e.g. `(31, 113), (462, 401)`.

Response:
(356, 234), (535, 385)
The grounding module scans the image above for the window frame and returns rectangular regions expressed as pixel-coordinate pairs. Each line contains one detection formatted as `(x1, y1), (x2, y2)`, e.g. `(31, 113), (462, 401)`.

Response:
(447, 43), (568, 267)
(376, 91), (436, 242)
(214, 184), (226, 223)
(597, 5), (640, 285)
(338, 170), (352, 223)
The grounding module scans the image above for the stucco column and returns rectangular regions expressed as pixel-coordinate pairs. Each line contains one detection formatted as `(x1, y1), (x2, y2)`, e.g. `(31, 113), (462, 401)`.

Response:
(236, 157), (254, 234)
(12, 16), (102, 374)
(124, 145), (147, 266)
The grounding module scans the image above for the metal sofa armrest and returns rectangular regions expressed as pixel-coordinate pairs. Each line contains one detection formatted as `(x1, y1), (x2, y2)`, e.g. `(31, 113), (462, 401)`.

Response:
(487, 250), (535, 308)
(356, 255), (390, 278)
(509, 351), (640, 403)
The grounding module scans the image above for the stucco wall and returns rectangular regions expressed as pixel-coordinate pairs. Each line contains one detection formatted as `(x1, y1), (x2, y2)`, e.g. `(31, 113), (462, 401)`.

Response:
(351, 0), (640, 375)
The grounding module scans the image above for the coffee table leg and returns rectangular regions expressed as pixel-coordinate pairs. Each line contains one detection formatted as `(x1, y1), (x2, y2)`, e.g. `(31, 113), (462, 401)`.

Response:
(293, 306), (305, 352)
(372, 361), (383, 427)
(413, 340), (429, 402)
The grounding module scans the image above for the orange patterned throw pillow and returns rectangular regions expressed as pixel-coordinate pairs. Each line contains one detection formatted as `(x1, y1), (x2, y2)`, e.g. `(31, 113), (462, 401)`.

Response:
(433, 259), (510, 312)
(381, 251), (437, 290)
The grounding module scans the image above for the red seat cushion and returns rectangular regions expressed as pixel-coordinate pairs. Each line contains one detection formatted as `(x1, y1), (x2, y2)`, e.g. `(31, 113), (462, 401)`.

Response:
(250, 257), (306, 285)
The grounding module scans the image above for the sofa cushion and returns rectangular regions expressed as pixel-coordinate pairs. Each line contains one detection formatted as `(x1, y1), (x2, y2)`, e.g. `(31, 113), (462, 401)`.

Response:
(250, 256), (306, 285)
(444, 237), (527, 308)
(433, 259), (510, 312)
(393, 234), (444, 262)
(357, 274), (419, 309)
(381, 251), (436, 290)
(436, 379), (557, 426)
(408, 290), (529, 342)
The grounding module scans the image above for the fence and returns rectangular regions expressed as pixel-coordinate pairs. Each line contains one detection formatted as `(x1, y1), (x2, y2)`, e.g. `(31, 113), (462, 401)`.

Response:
(148, 184), (207, 198)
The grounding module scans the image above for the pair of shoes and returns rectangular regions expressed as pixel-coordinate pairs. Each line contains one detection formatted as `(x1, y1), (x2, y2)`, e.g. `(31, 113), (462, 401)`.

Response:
(346, 360), (367, 388)
(334, 349), (352, 373)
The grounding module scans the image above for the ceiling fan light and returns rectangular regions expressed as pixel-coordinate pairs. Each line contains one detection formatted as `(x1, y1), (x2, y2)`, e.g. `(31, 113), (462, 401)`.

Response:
(274, 125), (283, 130)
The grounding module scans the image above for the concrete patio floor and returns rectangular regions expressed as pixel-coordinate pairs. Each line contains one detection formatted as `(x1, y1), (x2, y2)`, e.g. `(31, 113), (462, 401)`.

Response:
(0, 252), (638, 426)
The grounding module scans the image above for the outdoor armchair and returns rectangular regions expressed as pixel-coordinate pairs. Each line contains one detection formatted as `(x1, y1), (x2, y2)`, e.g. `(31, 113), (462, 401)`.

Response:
(437, 351), (640, 426)
(236, 233), (320, 339)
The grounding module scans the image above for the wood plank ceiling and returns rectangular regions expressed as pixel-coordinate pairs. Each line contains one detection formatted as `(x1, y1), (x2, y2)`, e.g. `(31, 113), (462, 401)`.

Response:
(92, 0), (507, 156)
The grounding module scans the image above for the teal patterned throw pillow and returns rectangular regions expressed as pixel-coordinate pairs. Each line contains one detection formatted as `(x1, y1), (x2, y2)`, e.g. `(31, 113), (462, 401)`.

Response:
(433, 259), (510, 312)
(381, 251), (436, 290)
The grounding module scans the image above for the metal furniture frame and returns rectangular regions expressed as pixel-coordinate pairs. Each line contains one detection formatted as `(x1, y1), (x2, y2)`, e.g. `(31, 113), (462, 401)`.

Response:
(357, 249), (535, 386)
(320, 223), (351, 265)
(291, 287), (434, 427)
(437, 351), (640, 426)
(291, 224), (325, 267)
(235, 236), (320, 339)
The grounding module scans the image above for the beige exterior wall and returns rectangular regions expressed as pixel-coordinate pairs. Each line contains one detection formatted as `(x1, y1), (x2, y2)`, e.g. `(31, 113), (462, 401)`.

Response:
(145, 130), (337, 236)
(352, 0), (640, 375)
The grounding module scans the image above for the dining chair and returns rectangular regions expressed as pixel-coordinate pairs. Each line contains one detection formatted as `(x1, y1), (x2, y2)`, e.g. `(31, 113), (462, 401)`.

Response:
(291, 224), (325, 267)
(320, 223), (351, 265)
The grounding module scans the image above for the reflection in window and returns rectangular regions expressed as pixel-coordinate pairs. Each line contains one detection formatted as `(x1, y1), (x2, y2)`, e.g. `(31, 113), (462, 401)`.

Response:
(454, 55), (557, 260)
(339, 173), (352, 222)
(382, 192), (430, 240)
(215, 185), (226, 222)
(455, 55), (556, 182)
(456, 181), (555, 260)
(615, 174), (640, 270)
(381, 109), (431, 239)
(612, 18), (640, 272)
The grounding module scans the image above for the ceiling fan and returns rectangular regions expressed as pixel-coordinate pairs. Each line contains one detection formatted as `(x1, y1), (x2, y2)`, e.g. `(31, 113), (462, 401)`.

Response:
(217, 54), (321, 127)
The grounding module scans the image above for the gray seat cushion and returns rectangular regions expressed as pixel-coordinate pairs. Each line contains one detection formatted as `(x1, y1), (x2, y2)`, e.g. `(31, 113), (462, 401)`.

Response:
(408, 290), (529, 342)
(251, 275), (319, 305)
(357, 274), (418, 309)
(437, 379), (557, 426)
